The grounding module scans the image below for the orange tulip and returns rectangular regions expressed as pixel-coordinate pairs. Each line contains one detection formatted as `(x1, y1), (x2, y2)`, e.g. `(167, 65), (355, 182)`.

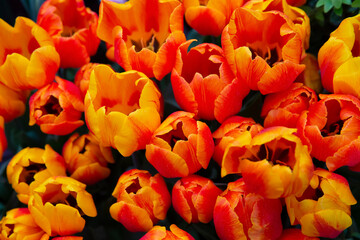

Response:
(183, 0), (244, 36)
(222, 127), (314, 199)
(0, 208), (49, 240)
(97, 0), (186, 79)
(261, 83), (318, 128)
(37, 0), (100, 68)
(6, 145), (66, 204)
(0, 115), (6, 162)
(140, 224), (195, 240)
(145, 111), (214, 178)
(213, 178), (283, 240)
(62, 133), (115, 185)
(0, 17), (59, 91)
(297, 94), (360, 171)
(171, 42), (250, 122)
(318, 14), (360, 97)
(222, 7), (305, 94)
(28, 176), (97, 236)
(212, 116), (263, 166)
(109, 169), (171, 232)
(29, 76), (84, 135)
(74, 63), (101, 98)
(285, 169), (357, 238)
(84, 65), (163, 157)
(172, 175), (222, 223)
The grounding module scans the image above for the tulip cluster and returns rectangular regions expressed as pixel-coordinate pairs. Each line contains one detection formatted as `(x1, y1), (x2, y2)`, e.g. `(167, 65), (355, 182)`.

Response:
(0, 0), (359, 239)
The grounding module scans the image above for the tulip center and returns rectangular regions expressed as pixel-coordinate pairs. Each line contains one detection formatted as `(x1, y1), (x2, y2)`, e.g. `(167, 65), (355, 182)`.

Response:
(4, 224), (14, 237)
(321, 119), (346, 137)
(254, 139), (296, 169)
(39, 95), (63, 116)
(131, 35), (160, 52)
(320, 101), (351, 137)
(297, 186), (324, 201)
(79, 138), (90, 154)
(126, 178), (141, 194)
(159, 122), (187, 149)
(62, 26), (79, 37)
(42, 184), (84, 215)
(249, 45), (281, 67)
(199, 0), (210, 5)
(19, 162), (47, 185)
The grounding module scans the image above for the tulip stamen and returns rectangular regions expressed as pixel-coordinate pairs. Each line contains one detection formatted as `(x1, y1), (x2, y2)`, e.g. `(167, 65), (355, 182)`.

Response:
(19, 162), (47, 185)
(131, 35), (159, 53)
(321, 117), (350, 137)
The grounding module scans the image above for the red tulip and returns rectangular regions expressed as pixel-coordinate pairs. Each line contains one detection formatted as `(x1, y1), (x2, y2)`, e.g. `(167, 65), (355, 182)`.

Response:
(297, 94), (360, 171)
(171, 42), (249, 122)
(37, 0), (100, 68)
(110, 169), (171, 232)
(29, 76), (84, 135)
(145, 111), (214, 178)
(213, 178), (283, 240)
(172, 175), (222, 223)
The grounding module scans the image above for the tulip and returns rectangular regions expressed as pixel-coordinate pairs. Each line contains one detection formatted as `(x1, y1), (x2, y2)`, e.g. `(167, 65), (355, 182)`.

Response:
(222, 127), (314, 199)
(285, 169), (357, 238)
(172, 175), (222, 223)
(182, 0), (244, 36)
(145, 111), (214, 178)
(212, 116), (263, 166)
(84, 65), (163, 157)
(28, 176), (97, 236)
(0, 17), (59, 91)
(37, 0), (100, 68)
(318, 14), (360, 97)
(297, 94), (360, 171)
(109, 169), (171, 232)
(0, 208), (49, 240)
(6, 145), (66, 204)
(171, 42), (250, 122)
(97, 0), (186, 79)
(29, 76), (84, 135)
(140, 224), (195, 240)
(222, 7), (305, 94)
(244, 0), (310, 53)
(0, 115), (7, 162)
(261, 83), (318, 128)
(62, 133), (115, 185)
(213, 178), (283, 240)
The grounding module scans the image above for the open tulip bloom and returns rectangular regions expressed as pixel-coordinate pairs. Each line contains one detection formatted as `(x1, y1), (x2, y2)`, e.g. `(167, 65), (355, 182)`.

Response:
(1, 0), (360, 239)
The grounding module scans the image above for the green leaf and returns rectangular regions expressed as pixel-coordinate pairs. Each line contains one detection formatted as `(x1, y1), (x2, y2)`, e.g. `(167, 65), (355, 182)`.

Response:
(343, 0), (352, 5)
(332, 0), (342, 9)
(324, 0), (334, 12)
(352, 0), (360, 7)
(333, 6), (343, 15)
(316, 0), (325, 7)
